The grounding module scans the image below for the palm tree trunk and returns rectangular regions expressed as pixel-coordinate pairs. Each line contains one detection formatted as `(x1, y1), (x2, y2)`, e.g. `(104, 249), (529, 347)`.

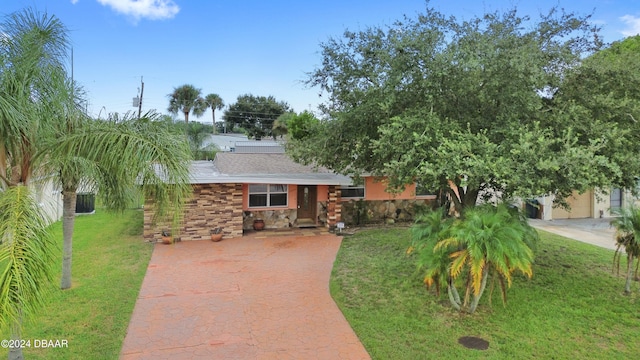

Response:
(447, 281), (461, 310)
(60, 188), (77, 290)
(9, 320), (23, 360)
(469, 267), (489, 314)
(212, 110), (217, 134)
(625, 253), (633, 295)
(184, 111), (189, 124)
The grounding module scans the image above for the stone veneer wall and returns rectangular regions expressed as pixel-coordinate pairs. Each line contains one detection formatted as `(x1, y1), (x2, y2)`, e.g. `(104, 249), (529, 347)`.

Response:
(144, 183), (243, 241)
(341, 198), (435, 226)
(242, 209), (297, 229)
(327, 186), (342, 229)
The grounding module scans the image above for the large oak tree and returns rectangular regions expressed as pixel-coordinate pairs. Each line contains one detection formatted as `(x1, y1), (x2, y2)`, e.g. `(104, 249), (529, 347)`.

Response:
(289, 5), (638, 213)
(223, 94), (291, 139)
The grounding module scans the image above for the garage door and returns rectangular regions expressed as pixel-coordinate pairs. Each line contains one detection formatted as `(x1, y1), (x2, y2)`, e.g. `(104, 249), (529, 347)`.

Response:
(552, 191), (593, 219)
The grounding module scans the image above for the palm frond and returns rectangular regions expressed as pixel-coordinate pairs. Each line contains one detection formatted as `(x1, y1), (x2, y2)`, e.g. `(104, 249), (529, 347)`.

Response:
(0, 185), (56, 333)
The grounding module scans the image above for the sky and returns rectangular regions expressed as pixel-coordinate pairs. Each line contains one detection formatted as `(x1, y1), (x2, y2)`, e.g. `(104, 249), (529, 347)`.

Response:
(2, 0), (639, 124)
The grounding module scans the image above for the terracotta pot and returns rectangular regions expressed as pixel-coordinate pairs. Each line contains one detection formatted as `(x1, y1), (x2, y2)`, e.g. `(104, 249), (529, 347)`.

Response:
(211, 233), (223, 242)
(253, 219), (265, 231)
(161, 236), (172, 244)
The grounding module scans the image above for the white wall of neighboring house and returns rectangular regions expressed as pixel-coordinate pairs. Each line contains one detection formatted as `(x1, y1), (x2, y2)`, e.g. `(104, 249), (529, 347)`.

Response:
(32, 177), (63, 225)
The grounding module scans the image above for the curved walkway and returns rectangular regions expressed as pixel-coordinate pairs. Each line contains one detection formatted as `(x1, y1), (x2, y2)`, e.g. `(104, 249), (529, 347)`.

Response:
(120, 232), (370, 359)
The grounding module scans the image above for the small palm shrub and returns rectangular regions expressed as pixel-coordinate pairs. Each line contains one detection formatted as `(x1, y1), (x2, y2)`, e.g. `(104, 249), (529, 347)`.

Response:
(611, 205), (640, 294)
(410, 204), (538, 313)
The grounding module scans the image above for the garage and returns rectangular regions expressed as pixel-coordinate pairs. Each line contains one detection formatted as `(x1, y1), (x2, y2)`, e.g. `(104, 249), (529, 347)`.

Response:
(552, 190), (593, 219)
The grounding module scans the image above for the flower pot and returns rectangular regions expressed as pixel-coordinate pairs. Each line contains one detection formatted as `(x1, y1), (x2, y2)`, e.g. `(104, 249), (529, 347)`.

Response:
(253, 219), (265, 231)
(211, 233), (223, 242)
(161, 235), (173, 244)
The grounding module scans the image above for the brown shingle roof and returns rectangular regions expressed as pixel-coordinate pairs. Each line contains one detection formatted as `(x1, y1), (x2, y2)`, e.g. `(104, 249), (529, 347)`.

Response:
(215, 153), (333, 175)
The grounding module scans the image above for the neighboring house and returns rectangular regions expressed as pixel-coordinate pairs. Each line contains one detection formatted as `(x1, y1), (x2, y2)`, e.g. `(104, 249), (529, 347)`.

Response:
(30, 176), (63, 224)
(143, 141), (437, 241)
(530, 187), (640, 220)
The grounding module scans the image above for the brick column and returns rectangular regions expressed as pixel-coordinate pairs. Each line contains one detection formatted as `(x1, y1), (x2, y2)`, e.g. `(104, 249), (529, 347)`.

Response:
(327, 185), (342, 230)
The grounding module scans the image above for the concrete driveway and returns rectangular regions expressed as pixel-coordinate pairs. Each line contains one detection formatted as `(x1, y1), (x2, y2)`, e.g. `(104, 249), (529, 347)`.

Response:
(528, 218), (617, 250)
(120, 232), (370, 360)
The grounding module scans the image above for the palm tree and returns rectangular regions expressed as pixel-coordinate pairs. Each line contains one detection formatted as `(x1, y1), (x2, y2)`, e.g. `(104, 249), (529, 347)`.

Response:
(411, 204), (537, 313)
(0, 10), (192, 356)
(411, 208), (461, 309)
(0, 8), (70, 359)
(611, 205), (640, 294)
(204, 93), (224, 133)
(167, 84), (207, 123)
(47, 110), (192, 290)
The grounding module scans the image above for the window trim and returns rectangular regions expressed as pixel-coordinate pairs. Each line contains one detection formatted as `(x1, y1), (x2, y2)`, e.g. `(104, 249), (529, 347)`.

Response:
(248, 184), (288, 208)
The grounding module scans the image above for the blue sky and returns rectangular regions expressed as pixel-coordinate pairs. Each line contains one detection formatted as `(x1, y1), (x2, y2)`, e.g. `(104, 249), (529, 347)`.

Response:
(2, 0), (639, 123)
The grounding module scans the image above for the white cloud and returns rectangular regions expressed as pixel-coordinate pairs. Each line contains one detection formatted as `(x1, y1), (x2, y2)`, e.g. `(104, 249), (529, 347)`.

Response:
(96, 0), (180, 21)
(620, 15), (640, 37)
(71, 0), (80, 4)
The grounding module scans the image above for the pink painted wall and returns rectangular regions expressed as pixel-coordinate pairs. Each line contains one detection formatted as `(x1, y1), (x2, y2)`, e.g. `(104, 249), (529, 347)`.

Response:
(317, 185), (329, 201)
(364, 177), (417, 200)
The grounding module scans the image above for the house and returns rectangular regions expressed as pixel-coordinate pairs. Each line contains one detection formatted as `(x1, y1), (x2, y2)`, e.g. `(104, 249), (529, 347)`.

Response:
(143, 142), (437, 241)
(532, 187), (640, 220)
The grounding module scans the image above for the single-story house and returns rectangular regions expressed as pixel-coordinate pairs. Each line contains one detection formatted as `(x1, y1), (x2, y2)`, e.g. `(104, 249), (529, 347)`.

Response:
(143, 145), (437, 241)
(532, 187), (640, 220)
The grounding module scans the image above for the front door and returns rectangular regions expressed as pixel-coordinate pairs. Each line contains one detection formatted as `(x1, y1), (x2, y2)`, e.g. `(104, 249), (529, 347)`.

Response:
(297, 185), (317, 221)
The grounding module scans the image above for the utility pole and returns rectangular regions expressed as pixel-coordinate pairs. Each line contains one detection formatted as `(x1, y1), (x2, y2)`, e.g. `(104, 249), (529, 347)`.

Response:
(137, 76), (144, 118)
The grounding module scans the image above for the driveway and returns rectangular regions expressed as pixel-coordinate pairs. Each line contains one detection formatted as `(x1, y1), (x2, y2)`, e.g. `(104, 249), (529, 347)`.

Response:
(120, 233), (370, 359)
(528, 218), (617, 250)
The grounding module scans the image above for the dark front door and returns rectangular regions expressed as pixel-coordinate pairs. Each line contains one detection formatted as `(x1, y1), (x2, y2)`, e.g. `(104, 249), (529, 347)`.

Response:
(297, 185), (317, 221)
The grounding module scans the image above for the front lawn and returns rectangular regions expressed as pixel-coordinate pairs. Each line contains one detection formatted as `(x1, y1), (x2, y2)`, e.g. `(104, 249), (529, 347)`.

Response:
(0, 210), (153, 360)
(331, 227), (640, 359)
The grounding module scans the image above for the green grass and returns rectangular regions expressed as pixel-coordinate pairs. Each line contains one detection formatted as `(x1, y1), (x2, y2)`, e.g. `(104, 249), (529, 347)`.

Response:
(0, 209), (153, 360)
(331, 227), (640, 359)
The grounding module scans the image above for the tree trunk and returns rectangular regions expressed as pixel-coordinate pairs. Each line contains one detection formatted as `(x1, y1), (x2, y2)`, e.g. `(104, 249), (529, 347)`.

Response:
(468, 266), (489, 314)
(625, 253), (633, 295)
(447, 280), (461, 310)
(60, 188), (77, 290)
(9, 321), (23, 360)
(212, 110), (217, 134)
(184, 111), (189, 124)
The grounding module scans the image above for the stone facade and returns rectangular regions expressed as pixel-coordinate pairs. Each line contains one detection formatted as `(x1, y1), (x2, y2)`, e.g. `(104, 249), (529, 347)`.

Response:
(327, 186), (341, 229)
(144, 183), (243, 241)
(341, 198), (435, 226)
(242, 209), (297, 229)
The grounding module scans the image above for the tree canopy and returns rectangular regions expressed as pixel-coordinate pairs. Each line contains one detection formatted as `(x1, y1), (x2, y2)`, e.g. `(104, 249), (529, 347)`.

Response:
(288, 5), (639, 212)
(223, 94), (291, 139)
(167, 84), (207, 123)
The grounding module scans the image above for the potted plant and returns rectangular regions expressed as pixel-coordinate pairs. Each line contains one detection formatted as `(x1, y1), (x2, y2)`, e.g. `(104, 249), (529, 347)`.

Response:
(161, 230), (173, 244)
(253, 218), (265, 231)
(210, 227), (223, 242)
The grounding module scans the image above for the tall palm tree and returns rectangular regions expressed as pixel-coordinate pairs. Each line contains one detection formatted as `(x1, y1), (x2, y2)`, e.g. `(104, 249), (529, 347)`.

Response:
(0, 8), (70, 359)
(0, 10), (192, 357)
(611, 205), (640, 294)
(204, 93), (224, 133)
(167, 84), (207, 123)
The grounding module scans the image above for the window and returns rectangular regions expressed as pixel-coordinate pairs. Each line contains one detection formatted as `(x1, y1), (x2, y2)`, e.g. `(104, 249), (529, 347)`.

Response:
(610, 188), (623, 210)
(415, 182), (436, 197)
(249, 184), (288, 207)
(341, 185), (365, 199)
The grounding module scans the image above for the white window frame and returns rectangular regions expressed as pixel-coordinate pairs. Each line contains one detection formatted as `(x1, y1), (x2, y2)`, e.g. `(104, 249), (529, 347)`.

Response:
(248, 184), (288, 208)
